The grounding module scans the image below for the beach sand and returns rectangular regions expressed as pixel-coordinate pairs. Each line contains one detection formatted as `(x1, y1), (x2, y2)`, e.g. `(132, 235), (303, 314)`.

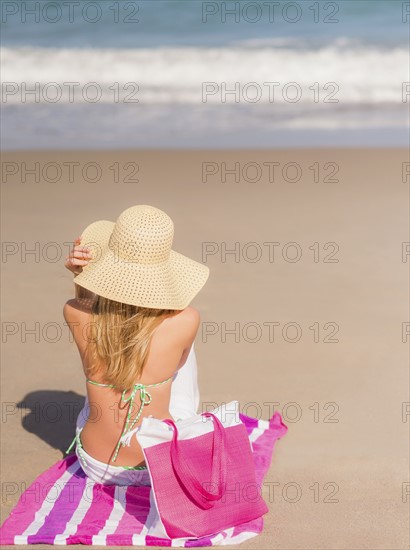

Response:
(1, 148), (409, 549)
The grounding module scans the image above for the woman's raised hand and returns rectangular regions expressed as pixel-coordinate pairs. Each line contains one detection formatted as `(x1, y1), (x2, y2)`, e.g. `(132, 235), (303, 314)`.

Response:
(65, 235), (92, 275)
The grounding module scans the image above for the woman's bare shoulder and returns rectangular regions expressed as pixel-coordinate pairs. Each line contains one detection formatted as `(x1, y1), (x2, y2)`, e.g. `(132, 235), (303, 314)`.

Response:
(153, 307), (200, 362)
(63, 298), (93, 321)
(167, 306), (200, 327)
(157, 306), (200, 343)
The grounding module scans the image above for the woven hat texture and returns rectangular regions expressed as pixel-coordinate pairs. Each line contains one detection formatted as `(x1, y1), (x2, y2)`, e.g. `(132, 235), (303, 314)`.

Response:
(72, 204), (210, 309)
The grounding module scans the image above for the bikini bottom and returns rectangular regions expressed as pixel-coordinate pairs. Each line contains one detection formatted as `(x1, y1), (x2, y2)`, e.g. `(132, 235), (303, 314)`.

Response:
(74, 424), (152, 486)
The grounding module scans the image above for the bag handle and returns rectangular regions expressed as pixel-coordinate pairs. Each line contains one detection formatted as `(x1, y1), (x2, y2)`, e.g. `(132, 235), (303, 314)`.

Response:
(163, 412), (227, 510)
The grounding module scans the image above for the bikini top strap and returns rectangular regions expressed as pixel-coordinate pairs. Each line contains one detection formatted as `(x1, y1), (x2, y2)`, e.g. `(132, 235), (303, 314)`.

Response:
(85, 379), (115, 387)
(85, 372), (175, 388)
(85, 372), (175, 463)
(142, 373), (175, 387)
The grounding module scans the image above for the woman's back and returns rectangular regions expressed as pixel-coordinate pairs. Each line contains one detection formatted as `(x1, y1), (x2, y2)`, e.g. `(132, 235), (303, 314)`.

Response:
(64, 300), (200, 467)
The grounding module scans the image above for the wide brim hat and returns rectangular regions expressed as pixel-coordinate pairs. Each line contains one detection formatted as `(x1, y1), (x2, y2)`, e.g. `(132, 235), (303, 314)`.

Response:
(72, 204), (210, 309)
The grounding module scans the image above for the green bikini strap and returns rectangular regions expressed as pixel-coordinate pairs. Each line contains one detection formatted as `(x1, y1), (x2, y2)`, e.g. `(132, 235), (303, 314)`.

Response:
(65, 373), (174, 459)
(65, 434), (77, 455)
(85, 374), (174, 389)
(110, 374), (175, 462)
(85, 379), (115, 387)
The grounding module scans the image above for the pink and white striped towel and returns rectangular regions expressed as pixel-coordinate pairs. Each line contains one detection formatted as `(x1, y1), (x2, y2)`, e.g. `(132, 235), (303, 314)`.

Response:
(0, 411), (287, 547)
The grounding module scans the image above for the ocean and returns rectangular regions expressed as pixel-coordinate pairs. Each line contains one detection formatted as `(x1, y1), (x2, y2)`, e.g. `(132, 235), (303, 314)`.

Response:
(1, 0), (409, 149)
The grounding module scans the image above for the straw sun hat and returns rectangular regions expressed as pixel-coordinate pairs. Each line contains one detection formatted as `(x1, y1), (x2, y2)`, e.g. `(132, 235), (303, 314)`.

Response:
(72, 204), (210, 309)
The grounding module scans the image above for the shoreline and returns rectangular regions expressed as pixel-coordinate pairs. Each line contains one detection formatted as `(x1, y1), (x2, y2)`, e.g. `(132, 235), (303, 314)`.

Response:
(2, 144), (410, 153)
(2, 126), (409, 152)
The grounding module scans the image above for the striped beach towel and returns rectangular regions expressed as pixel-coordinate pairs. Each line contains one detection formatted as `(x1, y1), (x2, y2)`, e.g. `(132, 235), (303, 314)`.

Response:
(0, 411), (287, 547)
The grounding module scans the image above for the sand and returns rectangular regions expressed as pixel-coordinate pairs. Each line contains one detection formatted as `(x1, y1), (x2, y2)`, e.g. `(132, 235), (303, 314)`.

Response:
(1, 148), (409, 549)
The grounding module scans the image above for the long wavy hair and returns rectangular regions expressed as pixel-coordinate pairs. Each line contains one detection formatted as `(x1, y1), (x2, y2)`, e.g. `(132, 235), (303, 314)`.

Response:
(82, 291), (178, 391)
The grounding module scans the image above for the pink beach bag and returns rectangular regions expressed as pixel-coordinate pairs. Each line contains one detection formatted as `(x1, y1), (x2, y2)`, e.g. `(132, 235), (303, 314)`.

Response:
(136, 401), (268, 539)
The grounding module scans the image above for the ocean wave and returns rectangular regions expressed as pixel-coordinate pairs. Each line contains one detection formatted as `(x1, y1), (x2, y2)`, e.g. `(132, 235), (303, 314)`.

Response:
(1, 45), (407, 105)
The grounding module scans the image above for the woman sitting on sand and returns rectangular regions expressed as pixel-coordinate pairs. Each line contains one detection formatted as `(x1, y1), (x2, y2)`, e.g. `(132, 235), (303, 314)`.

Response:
(0, 203), (286, 545)
(63, 204), (210, 486)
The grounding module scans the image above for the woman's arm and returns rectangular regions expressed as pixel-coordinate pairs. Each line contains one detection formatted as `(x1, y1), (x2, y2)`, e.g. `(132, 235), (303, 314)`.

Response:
(65, 235), (97, 312)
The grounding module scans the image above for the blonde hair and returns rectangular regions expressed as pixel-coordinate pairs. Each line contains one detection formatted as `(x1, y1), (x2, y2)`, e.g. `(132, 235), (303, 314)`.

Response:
(84, 293), (178, 391)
